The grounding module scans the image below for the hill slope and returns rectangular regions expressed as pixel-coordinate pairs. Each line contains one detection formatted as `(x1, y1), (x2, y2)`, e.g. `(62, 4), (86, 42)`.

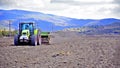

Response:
(64, 22), (120, 35)
(0, 9), (120, 31)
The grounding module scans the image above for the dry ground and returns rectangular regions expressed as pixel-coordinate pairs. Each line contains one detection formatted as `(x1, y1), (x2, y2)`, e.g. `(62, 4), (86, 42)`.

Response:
(0, 32), (120, 68)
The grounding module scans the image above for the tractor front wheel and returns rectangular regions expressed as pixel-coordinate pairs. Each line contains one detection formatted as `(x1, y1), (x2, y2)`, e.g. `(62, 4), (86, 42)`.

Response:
(31, 35), (37, 46)
(14, 35), (19, 45)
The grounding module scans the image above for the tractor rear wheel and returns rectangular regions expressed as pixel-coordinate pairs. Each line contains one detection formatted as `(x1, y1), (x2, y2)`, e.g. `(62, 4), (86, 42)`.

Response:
(14, 35), (19, 45)
(31, 35), (37, 46)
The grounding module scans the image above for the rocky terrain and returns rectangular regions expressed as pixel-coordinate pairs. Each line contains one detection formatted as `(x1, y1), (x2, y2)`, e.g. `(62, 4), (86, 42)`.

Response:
(0, 32), (120, 68)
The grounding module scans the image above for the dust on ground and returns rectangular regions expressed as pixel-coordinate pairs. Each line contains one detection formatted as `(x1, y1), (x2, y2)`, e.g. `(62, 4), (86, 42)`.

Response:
(0, 32), (120, 68)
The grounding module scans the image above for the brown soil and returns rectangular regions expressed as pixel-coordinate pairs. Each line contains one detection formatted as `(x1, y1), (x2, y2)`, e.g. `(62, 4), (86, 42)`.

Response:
(0, 32), (120, 68)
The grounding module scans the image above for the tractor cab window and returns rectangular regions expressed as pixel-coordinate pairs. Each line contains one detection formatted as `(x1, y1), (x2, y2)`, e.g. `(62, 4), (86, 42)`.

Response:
(21, 24), (29, 30)
(21, 24), (33, 30)
(29, 24), (33, 31)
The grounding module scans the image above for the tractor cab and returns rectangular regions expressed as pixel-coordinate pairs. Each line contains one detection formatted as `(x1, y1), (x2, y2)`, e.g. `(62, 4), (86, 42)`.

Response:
(19, 23), (35, 36)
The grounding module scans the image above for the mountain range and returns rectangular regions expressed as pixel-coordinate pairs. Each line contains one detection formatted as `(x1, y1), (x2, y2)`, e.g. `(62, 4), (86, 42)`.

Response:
(64, 22), (120, 35)
(0, 9), (120, 32)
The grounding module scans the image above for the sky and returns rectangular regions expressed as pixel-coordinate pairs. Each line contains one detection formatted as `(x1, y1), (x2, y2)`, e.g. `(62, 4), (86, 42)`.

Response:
(0, 0), (120, 19)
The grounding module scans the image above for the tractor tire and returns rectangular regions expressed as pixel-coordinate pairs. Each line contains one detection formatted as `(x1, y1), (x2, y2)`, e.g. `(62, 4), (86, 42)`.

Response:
(37, 38), (41, 45)
(37, 35), (41, 45)
(14, 35), (19, 45)
(31, 35), (37, 46)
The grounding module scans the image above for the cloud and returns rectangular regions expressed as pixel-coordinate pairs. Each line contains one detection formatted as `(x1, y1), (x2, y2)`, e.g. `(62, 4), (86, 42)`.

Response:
(50, 0), (120, 19)
(113, 0), (120, 4)
(0, 0), (68, 11)
(111, 0), (120, 16)
(0, 0), (13, 5)
(1, 0), (44, 10)
(51, 0), (74, 3)
(0, 0), (119, 19)
(51, 0), (113, 5)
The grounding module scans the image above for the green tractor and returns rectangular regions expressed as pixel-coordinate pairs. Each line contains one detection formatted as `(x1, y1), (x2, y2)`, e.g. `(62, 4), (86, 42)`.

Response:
(14, 22), (41, 46)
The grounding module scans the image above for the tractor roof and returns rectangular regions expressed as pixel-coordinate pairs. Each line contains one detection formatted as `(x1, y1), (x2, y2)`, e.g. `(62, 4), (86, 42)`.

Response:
(19, 22), (35, 24)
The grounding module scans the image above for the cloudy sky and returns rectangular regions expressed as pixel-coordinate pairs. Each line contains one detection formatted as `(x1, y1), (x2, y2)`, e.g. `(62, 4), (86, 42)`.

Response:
(0, 0), (120, 19)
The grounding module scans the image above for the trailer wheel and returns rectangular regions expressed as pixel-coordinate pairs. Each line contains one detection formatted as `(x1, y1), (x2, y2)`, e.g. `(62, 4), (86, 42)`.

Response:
(14, 35), (19, 45)
(31, 35), (37, 46)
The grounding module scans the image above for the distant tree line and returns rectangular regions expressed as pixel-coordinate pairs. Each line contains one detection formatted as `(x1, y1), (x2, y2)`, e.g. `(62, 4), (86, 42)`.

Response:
(0, 29), (17, 37)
